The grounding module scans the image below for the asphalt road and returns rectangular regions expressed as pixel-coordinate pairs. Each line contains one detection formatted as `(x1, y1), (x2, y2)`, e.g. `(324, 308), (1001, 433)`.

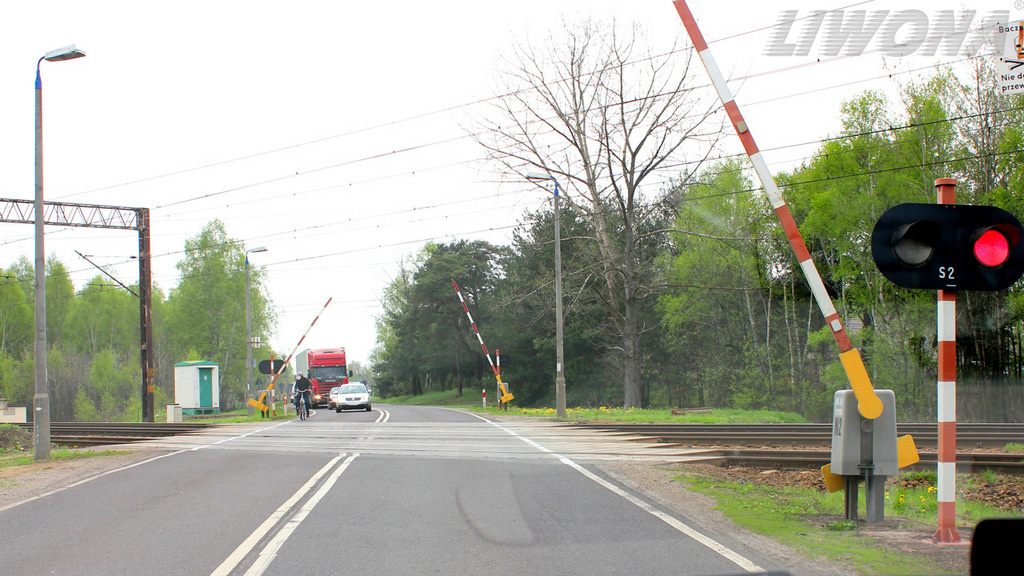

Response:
(0, 405), (785, 575)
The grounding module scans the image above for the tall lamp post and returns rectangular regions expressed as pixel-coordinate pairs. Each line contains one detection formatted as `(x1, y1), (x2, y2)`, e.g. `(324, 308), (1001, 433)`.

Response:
(526, 174), (566, 418)
(245, 246), (268, 415)
(34, 45), (85, 460)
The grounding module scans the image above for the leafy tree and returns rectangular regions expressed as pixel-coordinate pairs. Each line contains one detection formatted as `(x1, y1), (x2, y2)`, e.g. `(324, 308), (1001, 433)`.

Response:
(372, 254), (421, 398)
(476, 19), (722, 407)
(373, 241), (505, 398)
(46, 256), (76, 348)
(163, 220), (275, 411)
(661, 159), (806, 411)
(64, 277), (138, 357)
(490, 204), (611, 406)
(0, 270), (31, 357)
(0, 351), (31, 405)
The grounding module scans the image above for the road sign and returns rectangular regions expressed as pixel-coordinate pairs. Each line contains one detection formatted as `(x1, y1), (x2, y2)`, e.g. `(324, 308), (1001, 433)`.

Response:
(999, 21), (1024, 96)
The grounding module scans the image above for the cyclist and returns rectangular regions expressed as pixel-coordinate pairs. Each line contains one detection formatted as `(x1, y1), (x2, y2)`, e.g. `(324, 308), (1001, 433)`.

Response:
(292, 373), (313, 419)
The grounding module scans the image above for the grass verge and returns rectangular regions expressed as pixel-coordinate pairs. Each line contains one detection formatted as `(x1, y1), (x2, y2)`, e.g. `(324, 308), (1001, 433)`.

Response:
(0, 446), (125, 469)
(378, 389), (810, 423)
(676, 468), (1014, 576)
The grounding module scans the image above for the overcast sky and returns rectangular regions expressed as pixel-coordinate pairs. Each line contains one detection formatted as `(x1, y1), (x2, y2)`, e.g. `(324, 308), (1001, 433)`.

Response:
(0, 0), (1011, 367)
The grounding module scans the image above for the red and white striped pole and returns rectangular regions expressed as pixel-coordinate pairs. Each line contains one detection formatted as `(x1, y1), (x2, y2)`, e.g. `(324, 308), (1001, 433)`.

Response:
(268, 297), (333, 391)
(934, 178), (961, 543)
(452, 280), (503, 384)
(672, 0), (882, 419)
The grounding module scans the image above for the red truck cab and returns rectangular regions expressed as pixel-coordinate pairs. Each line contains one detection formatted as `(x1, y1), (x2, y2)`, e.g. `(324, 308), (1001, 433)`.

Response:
(295, 348), (350, 408)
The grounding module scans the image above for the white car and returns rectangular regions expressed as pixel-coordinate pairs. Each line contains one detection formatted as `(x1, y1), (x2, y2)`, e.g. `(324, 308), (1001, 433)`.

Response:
(335, 383), (372, 412)
(327, 387), (343, 411)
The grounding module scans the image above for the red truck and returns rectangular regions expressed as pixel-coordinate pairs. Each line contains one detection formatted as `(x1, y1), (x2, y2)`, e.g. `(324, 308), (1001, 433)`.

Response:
(295, 348), (350, 408)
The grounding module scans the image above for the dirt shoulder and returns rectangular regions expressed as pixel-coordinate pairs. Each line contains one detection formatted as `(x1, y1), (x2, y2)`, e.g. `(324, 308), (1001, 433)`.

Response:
(0, 447), (165, 511)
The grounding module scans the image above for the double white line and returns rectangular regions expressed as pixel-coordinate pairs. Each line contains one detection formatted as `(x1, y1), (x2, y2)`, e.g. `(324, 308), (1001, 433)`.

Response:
(210, 453), (359, 576)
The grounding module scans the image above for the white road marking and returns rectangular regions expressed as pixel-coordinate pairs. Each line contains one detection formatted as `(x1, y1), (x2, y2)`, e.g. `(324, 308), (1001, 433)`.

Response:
(0, 422), (289, 513)
(210, 452), (358, 576)
(191, 421), (290, 451)
(461, 410), (765, 574)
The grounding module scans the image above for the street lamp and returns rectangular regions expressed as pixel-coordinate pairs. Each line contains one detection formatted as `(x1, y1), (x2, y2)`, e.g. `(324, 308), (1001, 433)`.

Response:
(245, 246), (268, 415)
(34, 44), (85, 460)
(526, 173), (566, 418)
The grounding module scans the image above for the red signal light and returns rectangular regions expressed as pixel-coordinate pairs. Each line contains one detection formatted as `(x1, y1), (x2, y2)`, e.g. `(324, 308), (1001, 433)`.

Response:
(974, 229), (1010, 268)
(872, 203), (1024, 290)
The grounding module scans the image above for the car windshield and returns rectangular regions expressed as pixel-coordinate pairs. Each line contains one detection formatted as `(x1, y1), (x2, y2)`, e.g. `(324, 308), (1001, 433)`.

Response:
(329, 387), (341, 395)
(340, 384), (366, 394)
(310, 366), (348, 381)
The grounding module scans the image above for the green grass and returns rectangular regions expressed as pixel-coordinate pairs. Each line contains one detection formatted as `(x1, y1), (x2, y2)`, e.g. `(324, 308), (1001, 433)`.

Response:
(377, 389), (810, 424)
(1004, 442), (1024, 452)
(0, 446), (125, 469)
(678, 469), (1015, 575)
(378, 388), (483, 406)
(497, 406), (808, 423)
(0, 423), (31, 454)
(682, 474), (916, 575)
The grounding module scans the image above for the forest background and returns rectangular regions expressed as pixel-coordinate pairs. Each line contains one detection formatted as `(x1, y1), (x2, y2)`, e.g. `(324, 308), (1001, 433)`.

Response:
(2, 26), (1023, 423)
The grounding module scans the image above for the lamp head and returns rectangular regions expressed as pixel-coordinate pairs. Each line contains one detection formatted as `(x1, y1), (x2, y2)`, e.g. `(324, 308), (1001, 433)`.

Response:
(525, 173), (560, 196)
(44, 45), (86, 62)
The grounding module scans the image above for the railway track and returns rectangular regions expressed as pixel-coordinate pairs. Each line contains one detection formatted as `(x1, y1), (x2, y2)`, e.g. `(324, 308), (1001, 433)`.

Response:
(12, 422), (212, 446)
(13, 420), (1024, 474)
(571, 422), (1024, 474)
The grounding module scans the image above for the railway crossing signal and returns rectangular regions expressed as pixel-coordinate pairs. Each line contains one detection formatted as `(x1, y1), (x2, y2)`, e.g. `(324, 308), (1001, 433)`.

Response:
(259, 359), (285, 375)
(871, 203), (1024, 291)
(822, 389), (920, 523)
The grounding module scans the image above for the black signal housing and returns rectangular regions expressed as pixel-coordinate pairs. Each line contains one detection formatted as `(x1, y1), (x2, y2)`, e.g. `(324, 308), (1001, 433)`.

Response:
(871, 203), (1024, 291)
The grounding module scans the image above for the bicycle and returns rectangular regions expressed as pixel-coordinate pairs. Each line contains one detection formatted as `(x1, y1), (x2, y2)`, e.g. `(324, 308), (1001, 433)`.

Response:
(295, 393), (309, 421)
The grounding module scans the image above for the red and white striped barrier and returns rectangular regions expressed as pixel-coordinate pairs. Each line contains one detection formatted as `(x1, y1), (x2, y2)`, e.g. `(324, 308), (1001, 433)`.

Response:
(268, 297), (333, 391)
(672, 0), (882, 420)
(452, 280), (503, 385)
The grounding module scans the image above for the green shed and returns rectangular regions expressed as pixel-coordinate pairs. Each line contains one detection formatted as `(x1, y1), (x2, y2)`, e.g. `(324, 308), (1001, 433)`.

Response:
(174, 361), (220, 415)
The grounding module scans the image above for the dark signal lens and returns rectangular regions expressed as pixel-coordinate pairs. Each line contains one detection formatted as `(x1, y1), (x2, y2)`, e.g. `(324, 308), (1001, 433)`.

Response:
(974, 229), (1010, 268)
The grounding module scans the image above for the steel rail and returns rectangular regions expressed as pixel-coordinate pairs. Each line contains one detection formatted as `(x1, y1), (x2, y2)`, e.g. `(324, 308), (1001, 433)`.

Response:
(687, 449), (1024, 475)
(571, 422), (1024, 448)
(12, 422), (211, 446)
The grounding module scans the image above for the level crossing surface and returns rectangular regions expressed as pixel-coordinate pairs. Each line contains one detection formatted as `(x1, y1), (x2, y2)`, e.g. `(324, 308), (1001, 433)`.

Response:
(0, 406), (791, 575)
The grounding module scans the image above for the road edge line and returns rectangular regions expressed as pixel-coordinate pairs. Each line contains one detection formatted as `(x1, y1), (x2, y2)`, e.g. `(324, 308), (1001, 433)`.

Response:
(463, 410), (765, 573)
(0, 422), (288, 513)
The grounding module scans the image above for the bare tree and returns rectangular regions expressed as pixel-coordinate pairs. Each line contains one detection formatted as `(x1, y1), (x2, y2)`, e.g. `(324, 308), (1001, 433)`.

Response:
(476, 20), (723, 407)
